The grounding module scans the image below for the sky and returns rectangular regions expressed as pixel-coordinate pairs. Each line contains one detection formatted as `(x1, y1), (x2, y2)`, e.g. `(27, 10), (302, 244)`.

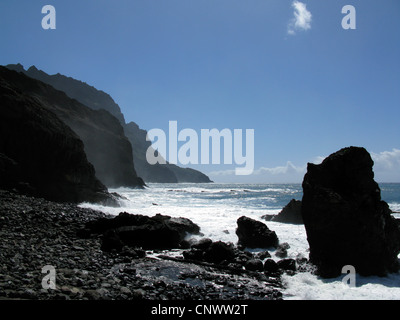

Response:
(0, 0), (399, 183)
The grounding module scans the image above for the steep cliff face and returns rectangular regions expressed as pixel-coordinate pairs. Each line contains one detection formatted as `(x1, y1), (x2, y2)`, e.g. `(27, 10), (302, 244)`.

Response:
(0, 67), (116, 204)
(7, 64), (126, 124)
(123, 121), (178, 183)
(124, 122), (212, 183)
(3, 66), (144, 189)
(6, 64), (212, 184)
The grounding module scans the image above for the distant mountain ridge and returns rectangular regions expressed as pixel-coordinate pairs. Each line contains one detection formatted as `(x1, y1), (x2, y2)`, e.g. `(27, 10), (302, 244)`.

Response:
(6, 63), (212, 183)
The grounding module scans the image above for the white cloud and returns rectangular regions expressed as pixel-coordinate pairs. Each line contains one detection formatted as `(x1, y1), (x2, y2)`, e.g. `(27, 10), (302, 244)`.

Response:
(288, 1), (312, 35)
(208, 161), (306, 183)
(207, 148), (400, 183)
(371, 149), (400, 182)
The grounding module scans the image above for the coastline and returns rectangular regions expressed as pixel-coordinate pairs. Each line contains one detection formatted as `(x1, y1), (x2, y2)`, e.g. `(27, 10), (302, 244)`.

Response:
(0, 189), (283, 301)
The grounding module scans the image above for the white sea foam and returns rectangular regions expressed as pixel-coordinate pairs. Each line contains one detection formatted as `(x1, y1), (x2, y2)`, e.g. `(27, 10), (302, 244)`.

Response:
(79, 183), (400, 300)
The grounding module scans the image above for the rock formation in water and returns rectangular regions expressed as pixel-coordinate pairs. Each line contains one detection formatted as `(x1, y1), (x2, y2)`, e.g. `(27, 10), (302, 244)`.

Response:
(262, 199), (303, 224)
(236, 216), (279, 249)
(301, 146), (400, 277)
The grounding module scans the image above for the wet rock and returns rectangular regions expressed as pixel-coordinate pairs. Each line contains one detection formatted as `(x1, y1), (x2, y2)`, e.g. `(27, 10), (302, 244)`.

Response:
(85, 212), (201, 251)
(245, 259), (264, 272)
(0, 190), (283, 301)
(275, 242), (290, 258)
(254, 251), (271, 260)
(264, 259), (279, 275)
(203, 241), (236, 264)
(236, 216), (279, 249)
(277, 259), (297, 272)
(191, 238), (213, 250)
(262, 199), (303, 224)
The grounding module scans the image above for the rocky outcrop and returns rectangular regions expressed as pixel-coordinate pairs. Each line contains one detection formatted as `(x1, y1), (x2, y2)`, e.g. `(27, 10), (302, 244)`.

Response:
(6, 64), (126, 123)
(0, 68), (117, 204)
(6, 64), (212, 184)
(236, 216), (279, 249)
(302, 146), (400, 277)
(124, 121), (213, 183)
(82, 212), (201, 251)
(165, 163), (213, 183)
(2, 66), (144, 189)
(262, 199), (303, 224)
(123, 122), (178, 183)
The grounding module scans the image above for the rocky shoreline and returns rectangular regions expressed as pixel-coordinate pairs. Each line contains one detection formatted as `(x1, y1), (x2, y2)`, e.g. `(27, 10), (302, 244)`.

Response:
(0, 190), (289, 301)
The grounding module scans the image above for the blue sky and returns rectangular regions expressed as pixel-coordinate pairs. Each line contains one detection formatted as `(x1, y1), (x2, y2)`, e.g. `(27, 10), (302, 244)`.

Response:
(1, 1), (399, 182)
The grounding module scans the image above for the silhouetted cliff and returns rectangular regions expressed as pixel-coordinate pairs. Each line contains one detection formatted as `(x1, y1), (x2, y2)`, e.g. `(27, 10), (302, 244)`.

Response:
(0, 67), (117, 204)
(6, 64), (212, 184)
(3, 66), (144, 189)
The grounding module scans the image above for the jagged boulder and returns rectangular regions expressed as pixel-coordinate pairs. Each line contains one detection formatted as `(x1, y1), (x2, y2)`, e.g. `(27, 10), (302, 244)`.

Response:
(236, 216), (279, 249)
(82, 212), (201, 251)
(262, 199), (303, 224)
(302, 146), (400, 277)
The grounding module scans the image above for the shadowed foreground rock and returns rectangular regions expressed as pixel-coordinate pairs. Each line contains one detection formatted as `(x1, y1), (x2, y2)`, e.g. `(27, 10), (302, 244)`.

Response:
(0, 190), (283, 300)
(83, 212), (201, 251)
(302, 146), (400, 277)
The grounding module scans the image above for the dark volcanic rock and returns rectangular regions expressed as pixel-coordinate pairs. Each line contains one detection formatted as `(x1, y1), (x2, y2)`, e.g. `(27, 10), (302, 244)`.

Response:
(0, 68), (116, 204)
(302, 146), (400, 277)
(203, 241), (236, 264)
(245, 259), (264, 272)
(183, 240), (245, 266)
(264, 259), (280, 275)
(0, 190), (283, 301)
(6, 64), (212, 185)
(275, 242), (290, 258)
(277, 259), (297, 272)
(3, 65), (144, 189)
(84, 212), (201, 251)
(263, 199), (303, 224)
(236, 216), (279, 249)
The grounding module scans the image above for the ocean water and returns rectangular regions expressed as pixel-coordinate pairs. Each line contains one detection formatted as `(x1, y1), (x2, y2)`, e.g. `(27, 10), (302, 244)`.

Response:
(80, 183), (400, 300)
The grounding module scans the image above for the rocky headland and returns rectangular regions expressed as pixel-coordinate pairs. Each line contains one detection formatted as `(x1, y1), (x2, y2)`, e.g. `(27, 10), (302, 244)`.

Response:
(5, 64), (212, 184)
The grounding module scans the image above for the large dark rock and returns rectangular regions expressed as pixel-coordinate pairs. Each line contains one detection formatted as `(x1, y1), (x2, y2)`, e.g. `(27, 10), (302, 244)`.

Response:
(203, 241), (236, 264)
(182, 240), (238, 265)
(0, 67), (116, 204)
(263, 199), (303, 224)
(302, 146), (400, 277)
(236, 216), (279, 249)
(83, 212), (201, 251)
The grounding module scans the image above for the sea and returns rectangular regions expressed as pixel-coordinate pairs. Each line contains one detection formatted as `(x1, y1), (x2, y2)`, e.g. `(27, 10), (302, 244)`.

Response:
(80, 182), (400, 300)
